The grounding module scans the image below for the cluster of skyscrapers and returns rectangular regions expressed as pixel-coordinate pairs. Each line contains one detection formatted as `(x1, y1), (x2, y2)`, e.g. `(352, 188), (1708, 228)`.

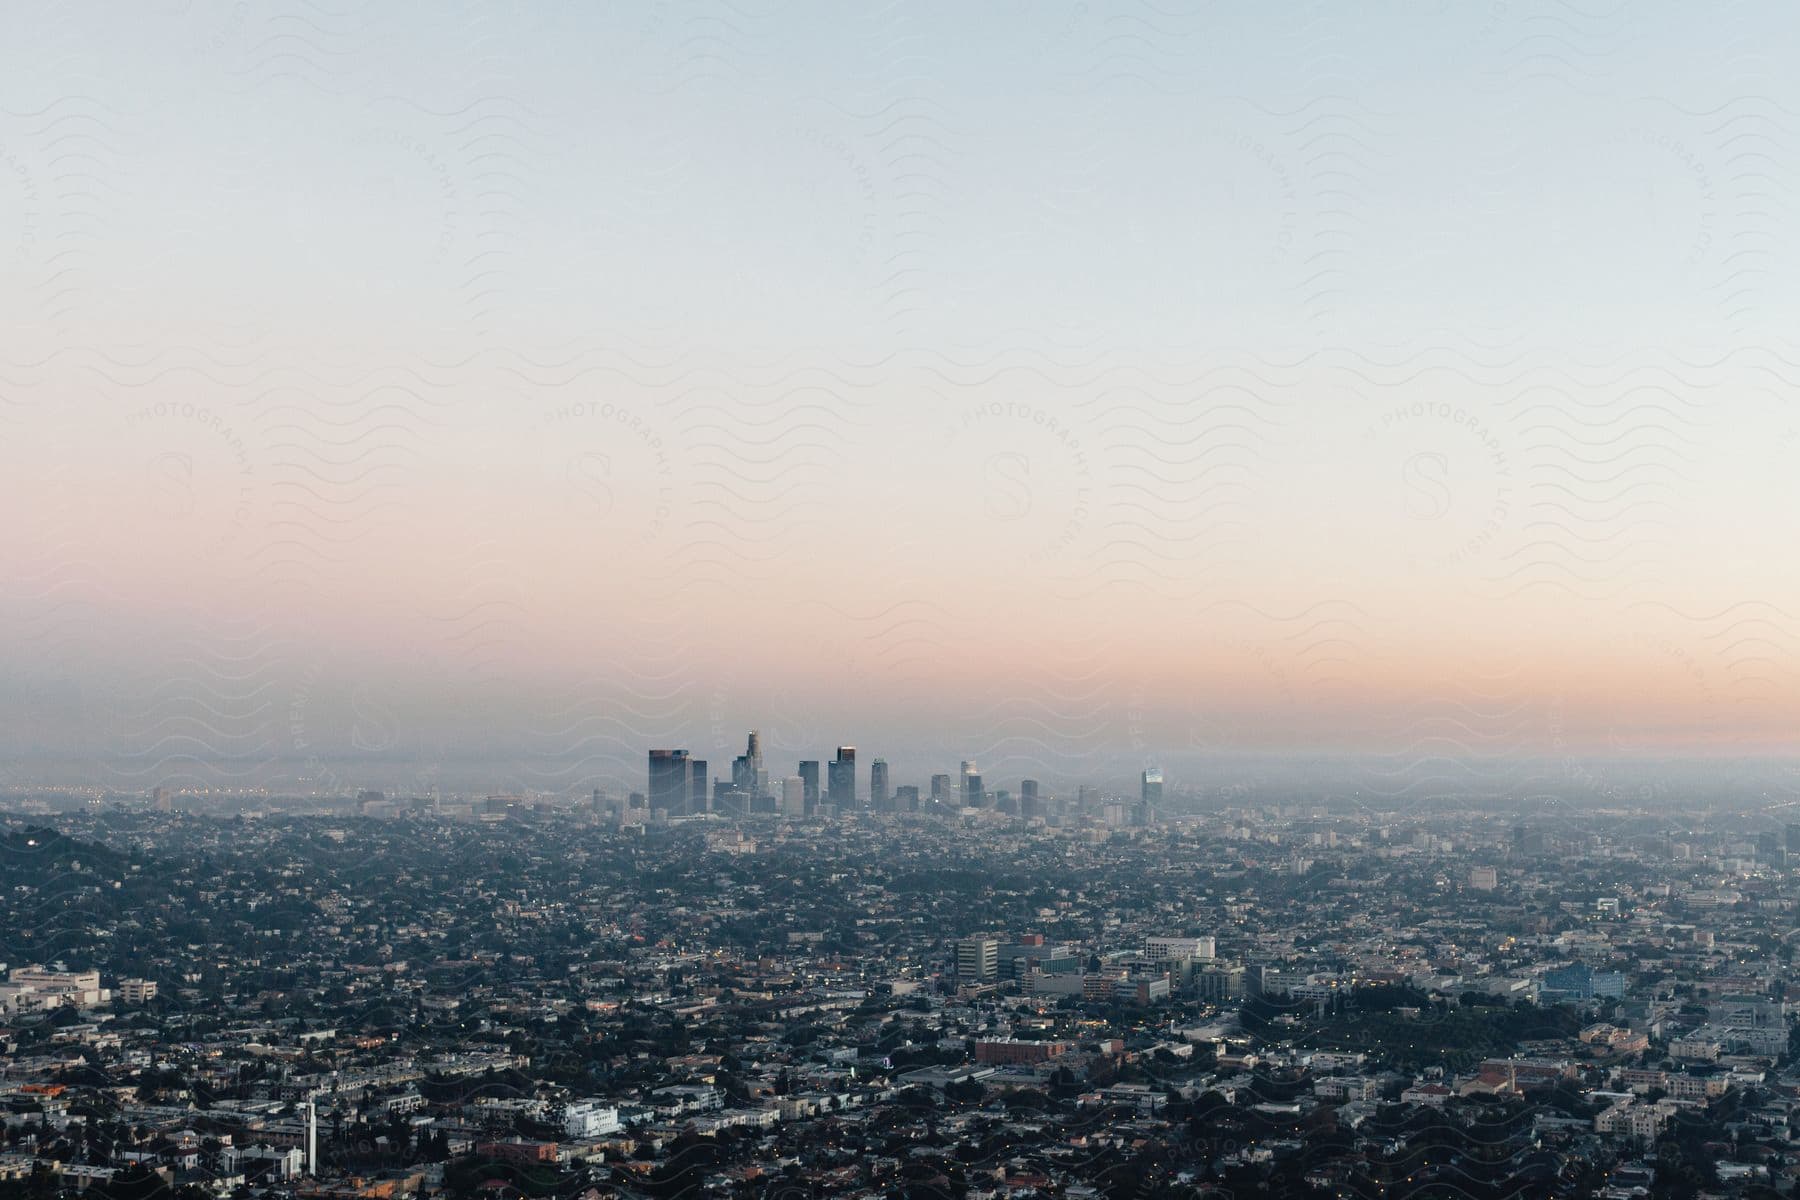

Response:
(639, 733), (1164, 822)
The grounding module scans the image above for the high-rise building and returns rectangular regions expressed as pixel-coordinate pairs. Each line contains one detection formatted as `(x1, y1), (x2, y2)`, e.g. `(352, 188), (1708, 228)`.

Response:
(930, 774), (953, 804)
(954, 937), (999, 982)
(731, 731), (767, 797)
(798, 761), (820, 809)
(152, 786), (171, 812)
(829, 746), (857, 808)
(827, 759), (852, 809)
(1785, 824), (1800, 854)
(894, 785), (919, 812)
(1197, 965), (1246, 1002)
(1511, 824), (1548, 856)
(781, 776), (805, 818)
(1019, 779), (1040, 820)
(871, 759), (890, 811)
(963, 772), (984, 808)
(689, 760), (709, 811)
(1141, 766), (1164, 810)
(647, 749), (691, 814)
(714, 780), (750, 814)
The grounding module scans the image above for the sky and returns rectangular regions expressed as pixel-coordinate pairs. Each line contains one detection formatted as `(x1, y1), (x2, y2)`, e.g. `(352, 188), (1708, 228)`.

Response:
(2, 1), (1799, 798)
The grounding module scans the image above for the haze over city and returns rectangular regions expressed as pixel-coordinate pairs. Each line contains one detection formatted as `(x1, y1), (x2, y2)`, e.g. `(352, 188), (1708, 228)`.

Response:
(4, 3), (1799, 798)
(16, 7), (1800, 1200)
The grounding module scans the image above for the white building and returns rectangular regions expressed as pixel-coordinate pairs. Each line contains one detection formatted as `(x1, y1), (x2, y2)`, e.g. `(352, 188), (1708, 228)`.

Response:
(1595, 1100), (1676, 1140)
(0, 966), (108, 1014)
(649, 1085), (722, 1116)
(221, 1145), (305, 1181)
(563, 1101), (622, 1139)
(117, 978), (158, 1004)
(1146, 936), (1215, 962)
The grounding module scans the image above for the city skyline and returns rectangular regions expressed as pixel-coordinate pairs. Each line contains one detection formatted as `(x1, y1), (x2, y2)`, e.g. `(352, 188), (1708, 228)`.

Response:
(11, 6), (1800, 1195)
(6, 4), (1800, 790)
(637, 730), (1121, 819)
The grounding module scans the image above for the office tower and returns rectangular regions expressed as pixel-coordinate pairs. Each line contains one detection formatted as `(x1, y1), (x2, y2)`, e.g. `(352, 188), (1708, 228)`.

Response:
(930, 774), (953, 804)
(798, 760), (821, 810)
(894, 785), (919, 812)
(995, 935), (1079, 979)
(690, 760), (709, 811)
(954, 936), (999, 982)
(1019, 779), (1040, 820)
(152, 786), (171, 812)
(963, 771), (983, 808)
(782, 776), (805, 818)
(1197, 965), (1246, 1002)
(1512, 823), (1551, 856)
(647, 749), (691, 814)
(1786, 824), (1800, 854)
(827, 759), (853, 810)
(731, 730), (768, 797)
(1078, 784), (1097, 810)
(871, 759), (890, 811)
(1141, 766), (1164, 810)
(829, 745), (857, 808)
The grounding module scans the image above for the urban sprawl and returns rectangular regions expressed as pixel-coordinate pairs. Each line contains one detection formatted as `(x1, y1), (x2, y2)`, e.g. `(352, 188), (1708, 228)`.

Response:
(3, 737), (1800, 1199)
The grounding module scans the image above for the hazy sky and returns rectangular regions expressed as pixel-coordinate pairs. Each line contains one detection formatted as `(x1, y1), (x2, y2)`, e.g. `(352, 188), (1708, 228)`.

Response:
(3, 1), (1799, 796)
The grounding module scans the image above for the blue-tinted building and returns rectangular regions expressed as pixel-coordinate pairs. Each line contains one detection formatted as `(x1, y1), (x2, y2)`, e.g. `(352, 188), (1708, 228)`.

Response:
(1541, 962), (1626, 999)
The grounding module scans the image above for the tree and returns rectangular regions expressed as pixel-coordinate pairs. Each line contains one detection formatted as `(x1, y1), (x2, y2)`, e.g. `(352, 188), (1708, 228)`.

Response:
(98, 1165), (166, 1200)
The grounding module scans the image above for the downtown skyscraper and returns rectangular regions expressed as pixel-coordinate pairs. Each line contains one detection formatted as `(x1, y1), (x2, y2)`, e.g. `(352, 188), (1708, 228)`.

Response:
(647, 749), (692, 815)
(732, 730), (768, 799)
(828, 745), (856, 810)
